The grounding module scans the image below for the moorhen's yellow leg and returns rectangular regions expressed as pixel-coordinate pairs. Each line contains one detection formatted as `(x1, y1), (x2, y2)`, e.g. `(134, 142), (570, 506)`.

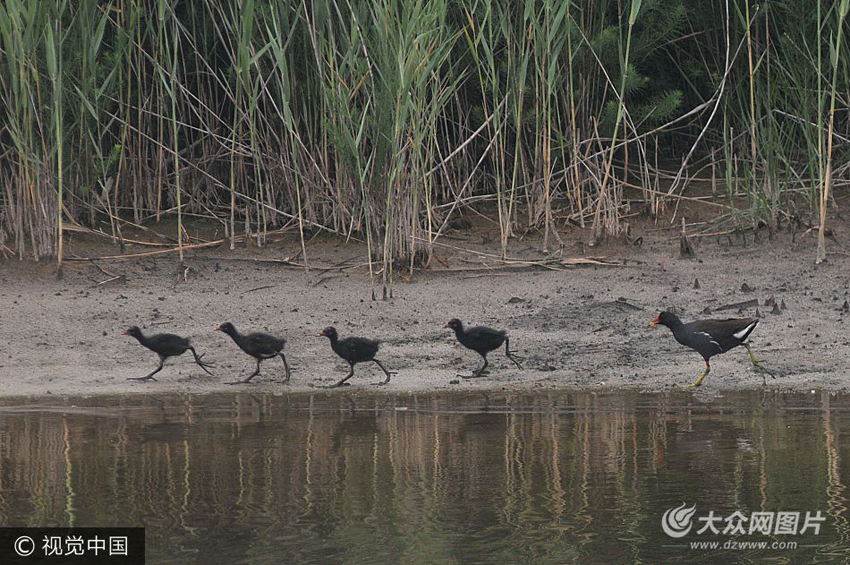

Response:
(743, 344), (776, 385)
(688, 362), (711, 387)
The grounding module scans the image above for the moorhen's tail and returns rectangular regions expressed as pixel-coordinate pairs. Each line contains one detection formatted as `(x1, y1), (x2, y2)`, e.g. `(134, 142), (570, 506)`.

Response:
(729, 319), (758, 342)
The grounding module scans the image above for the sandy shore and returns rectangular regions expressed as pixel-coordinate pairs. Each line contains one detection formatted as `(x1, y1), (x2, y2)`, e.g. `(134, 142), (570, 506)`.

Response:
(1, 219), (848, 397)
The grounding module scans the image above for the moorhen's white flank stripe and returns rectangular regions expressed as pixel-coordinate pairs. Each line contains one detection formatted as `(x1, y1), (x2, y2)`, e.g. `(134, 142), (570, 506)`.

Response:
(695, 331), (721, 349)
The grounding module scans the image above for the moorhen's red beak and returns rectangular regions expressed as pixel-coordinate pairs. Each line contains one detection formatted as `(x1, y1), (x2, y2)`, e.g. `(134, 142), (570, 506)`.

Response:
(214, 325), (222, 331)
(315, 331), (325, 338)
(648, 315), (660, 328)
(443, 323), (451, 329)
(122, 330), (131, 336)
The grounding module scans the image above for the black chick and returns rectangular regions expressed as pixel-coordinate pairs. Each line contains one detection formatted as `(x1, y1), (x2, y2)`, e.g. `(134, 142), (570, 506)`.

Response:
(123, 326), (214, 381)
(316, 326), (395, 387)
(444, 318), (524, 379)
(215, 322), (291, 385)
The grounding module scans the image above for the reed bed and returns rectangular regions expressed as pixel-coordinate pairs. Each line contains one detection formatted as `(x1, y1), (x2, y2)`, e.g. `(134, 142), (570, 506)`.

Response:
(0, 0), (847, 286)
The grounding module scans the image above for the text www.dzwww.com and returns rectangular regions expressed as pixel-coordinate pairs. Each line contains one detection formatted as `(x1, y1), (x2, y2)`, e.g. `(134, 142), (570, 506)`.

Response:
(690, 540), (798, 551)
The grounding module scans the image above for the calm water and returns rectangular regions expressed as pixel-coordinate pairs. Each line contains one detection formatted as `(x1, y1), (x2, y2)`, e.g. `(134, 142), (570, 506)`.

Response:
(0, 390), (849, 564)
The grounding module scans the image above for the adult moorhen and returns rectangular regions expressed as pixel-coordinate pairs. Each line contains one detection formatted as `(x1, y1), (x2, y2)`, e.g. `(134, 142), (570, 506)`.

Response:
(215, 322), (291, 385)
(316, 327), (395, 387)
(649, 311), (775, 387)
(123, 326), (214, 381)
(444, 319), (524, 379)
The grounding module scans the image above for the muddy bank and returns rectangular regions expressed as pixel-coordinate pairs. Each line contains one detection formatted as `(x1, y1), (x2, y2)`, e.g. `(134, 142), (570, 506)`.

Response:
(1, 219), (848, 397)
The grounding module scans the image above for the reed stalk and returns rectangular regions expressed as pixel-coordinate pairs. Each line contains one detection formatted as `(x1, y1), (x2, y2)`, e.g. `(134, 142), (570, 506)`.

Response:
(816, 0), (848, 263)
(45, 2), (63, 276)
(591, 0), (641, 241)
